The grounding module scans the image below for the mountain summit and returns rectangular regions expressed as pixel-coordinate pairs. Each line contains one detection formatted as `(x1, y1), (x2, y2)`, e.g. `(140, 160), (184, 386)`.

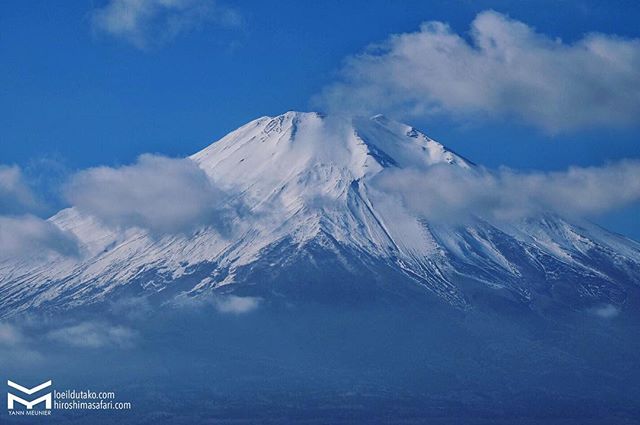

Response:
(1, 112), (639, 316)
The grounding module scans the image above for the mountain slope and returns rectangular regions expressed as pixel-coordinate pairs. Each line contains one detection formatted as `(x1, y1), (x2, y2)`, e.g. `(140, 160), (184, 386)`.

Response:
(1, 111), (639, 316)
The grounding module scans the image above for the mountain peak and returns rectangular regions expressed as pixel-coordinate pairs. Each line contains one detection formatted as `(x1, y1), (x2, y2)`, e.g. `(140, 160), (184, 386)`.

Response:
(191, 111), (470, 185)
(186, 112), (473, 227)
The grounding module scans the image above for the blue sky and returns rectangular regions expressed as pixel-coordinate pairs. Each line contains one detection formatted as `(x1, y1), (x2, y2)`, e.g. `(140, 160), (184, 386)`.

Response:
(1, 0), (639, 238)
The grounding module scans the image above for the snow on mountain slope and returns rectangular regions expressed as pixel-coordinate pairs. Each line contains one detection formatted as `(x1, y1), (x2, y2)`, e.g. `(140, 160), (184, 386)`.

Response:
(1, 112), (639, 316)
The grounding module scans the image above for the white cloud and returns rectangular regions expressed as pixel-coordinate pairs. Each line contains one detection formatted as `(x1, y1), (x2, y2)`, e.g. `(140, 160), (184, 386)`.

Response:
(317, 10), (640, 132)
(91, 0), (241, 49)
(0, 165), (40, 215)
(214, 295), (260, 314)
(47, 322), (137, 348)
(373, 160), (640, 223)
(0, 214), (79, 259)
(64, 154), (228, 235)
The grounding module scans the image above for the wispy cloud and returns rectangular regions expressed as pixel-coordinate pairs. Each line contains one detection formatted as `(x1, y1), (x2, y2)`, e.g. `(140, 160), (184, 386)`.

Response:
(0, 165), (40, 215)
(373, 160), (640, 223)
(0, 165), (79, 259)
(109, 296), (153, 320)
(0, 322), (43, 364)
(213, 295), (260, 314)
(317, 10), (640, 133)
(91, 0), (241, 49)
(590, 304), (621, 319)
(0, 214), (79, 259)
(64, 154), (229, 235)
(169, 293), (261, 313)
(0, 322), (24, 346)
(47, 322), (137, 348)
(176, 294), (261, 313)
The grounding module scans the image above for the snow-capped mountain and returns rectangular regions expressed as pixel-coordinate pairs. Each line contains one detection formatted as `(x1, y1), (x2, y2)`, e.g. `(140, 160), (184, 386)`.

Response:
(1, 111), (639, 316)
